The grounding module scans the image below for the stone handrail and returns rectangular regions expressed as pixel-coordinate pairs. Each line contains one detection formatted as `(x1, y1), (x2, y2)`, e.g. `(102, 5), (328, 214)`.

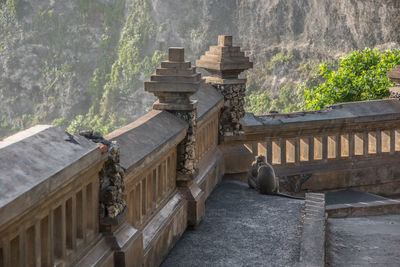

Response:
(196, 112), (219, 162)
(225, 99), (400, 194)
(0, 36), (243, 267)
(0, 126), (105, 266)
(106, 110), (188, 230)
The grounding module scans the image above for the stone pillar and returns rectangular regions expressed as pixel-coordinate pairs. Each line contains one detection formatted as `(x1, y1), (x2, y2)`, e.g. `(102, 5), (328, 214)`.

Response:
(196, 35), (253, 138)
(145, 47), (205, 227)
(388, 65), (400, 100)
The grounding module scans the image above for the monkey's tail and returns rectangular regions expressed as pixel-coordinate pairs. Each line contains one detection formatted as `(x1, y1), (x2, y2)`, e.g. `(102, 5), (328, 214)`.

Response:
(274, 192), (305, 200)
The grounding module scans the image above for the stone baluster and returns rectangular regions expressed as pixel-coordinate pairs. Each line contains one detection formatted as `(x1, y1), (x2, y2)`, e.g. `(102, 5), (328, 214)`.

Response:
(196, 35), (253, 138)
(145, 47), (205, 227)
(388, 65), (400, 100)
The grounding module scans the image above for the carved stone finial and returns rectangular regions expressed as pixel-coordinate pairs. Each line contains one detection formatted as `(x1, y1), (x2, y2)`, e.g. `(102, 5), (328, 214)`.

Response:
(145, 47), (205, 227)
(196, 35), (253, 137)
(196, 35), (253, 83)
(218, 35), (232, 47)
(145, 47), (203, 110)
(168, 47), (185, 62)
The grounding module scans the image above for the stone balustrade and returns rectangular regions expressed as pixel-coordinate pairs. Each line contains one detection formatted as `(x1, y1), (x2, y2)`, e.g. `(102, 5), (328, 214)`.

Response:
(196, 112), (219, 162)
(3, 36), (400, 267)
(0, 41), (227, 266)
(225, 99), (400, 195)
(106, 111), (186, 231)
(0, 126), (105, 266)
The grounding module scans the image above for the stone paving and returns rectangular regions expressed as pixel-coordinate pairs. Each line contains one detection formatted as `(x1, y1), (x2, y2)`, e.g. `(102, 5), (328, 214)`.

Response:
(325, 189), (387, 206)
(161, 180), (304, 267)
(327, 214), (400, 267)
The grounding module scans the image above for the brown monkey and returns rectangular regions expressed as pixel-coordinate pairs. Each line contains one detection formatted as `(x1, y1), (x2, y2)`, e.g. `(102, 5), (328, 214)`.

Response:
(248, 155), (304, 200)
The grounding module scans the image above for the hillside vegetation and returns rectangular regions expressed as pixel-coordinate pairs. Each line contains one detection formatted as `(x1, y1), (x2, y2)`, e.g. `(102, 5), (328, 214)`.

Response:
(1, 0), (399, 137)
(246, 48), (400, 114)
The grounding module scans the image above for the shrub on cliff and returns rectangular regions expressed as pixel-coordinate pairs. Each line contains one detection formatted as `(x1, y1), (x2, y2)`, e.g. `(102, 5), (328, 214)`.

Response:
(304, 48), (400, 110)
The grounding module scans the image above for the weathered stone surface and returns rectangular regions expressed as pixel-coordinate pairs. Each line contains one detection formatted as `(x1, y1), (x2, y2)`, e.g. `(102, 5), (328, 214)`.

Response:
(98, 143), (126, 221)
(0, 125), (102, 227)
(79, 130), (126, 221)
(170, 109), (198, 176)
(214, 82), (246, 135)
(389, 87), (400, 100)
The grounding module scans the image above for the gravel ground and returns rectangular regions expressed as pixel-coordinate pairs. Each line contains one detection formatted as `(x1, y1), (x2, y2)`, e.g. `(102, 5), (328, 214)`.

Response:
(161, 180), (304, 267)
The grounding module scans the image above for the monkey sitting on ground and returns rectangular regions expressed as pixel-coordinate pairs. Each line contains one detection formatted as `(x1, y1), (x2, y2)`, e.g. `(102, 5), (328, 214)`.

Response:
(248, 155), (304, 200)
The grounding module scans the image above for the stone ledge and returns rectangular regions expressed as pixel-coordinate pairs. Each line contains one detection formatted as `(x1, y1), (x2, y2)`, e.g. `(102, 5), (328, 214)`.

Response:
(142, 192), (188, 267)
(106, 110), (188, 175)
(326, 199), (400, 218)
(192, 83), (224, 123)
(195, 147), (224, 200)
(0, 125), (104, 227)
(241, 99), (400, 136)
(298, 193), (326, 267)
(74, 234), (114, 267)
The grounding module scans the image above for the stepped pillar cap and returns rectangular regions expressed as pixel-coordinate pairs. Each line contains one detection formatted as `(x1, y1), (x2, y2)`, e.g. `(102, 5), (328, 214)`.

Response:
(388, 65), (400, 85)
(196, 35), (253, 81)
(145, 47), (203, 111)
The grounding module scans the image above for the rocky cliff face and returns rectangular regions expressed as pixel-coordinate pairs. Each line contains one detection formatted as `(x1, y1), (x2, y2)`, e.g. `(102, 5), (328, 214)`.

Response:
(0, 0), (126, 136)
(1, 0), (399, 137)
(148, 0), (400, 91)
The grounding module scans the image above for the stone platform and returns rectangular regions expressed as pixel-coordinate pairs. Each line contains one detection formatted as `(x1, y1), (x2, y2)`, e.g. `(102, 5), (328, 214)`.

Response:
(161, 180), (304, 266)
(325, 189), (387, 206)
(327, 214), (400, 267)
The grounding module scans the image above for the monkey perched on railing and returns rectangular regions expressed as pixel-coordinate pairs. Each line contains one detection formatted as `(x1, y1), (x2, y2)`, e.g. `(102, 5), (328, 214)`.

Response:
(248, 155), (304, 200)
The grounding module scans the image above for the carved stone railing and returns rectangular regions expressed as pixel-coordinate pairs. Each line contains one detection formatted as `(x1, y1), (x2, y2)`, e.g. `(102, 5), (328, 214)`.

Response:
(106, 111), (186, 231)
(225, 99), (400, 195)
(0, 126), (105, 267)
(196, 112), (219, 162)
(3, 40), (400, 267)
(0, 37), (240, 267)
(194, 82), (223, 163)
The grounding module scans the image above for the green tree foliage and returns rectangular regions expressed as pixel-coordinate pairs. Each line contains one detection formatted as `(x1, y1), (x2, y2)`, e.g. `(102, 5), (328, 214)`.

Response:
(305, 48), (400, 110)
